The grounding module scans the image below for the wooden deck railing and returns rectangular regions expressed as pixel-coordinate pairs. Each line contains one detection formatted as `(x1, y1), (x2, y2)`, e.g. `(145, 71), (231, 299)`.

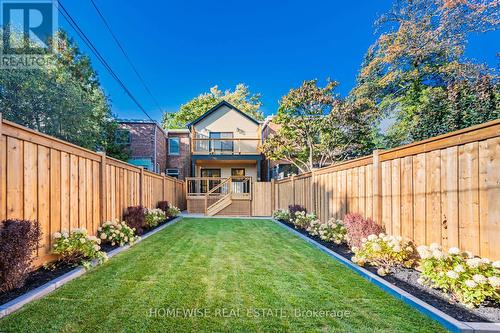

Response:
(191, 138), (261, 155)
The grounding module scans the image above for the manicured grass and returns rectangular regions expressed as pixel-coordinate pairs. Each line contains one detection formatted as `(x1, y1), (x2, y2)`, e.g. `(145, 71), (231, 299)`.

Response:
(0, 218), (445, 332)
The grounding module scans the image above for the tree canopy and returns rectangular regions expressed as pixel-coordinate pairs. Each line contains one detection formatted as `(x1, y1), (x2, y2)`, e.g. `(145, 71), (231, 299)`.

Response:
(162, 84), (263, 129)
(0, 30), (130, 161)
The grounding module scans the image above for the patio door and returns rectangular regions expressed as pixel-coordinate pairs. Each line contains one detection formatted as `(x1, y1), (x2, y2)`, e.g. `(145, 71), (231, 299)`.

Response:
(209, 132), (233, 153)
(201, 168), (221, 193)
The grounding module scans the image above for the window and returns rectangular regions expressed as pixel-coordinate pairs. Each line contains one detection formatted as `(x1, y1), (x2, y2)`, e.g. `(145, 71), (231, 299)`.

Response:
(169, 137), (180, 155)
(231, 168), (245, 176)
(200, 168), (221, 193)
(166, 168), (179, 178)
(115, 129), (131, 145)
(209, 132), (233, 152)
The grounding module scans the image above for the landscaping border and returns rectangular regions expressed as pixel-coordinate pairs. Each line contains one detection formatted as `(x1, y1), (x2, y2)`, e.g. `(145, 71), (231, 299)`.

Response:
(273, 219), (500, 333)
(0, 216), (183, 320)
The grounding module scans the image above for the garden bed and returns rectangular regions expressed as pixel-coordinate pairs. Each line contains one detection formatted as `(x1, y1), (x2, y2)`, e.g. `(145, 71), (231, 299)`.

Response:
(277, 219), (500, 323)
(0, 216), (177, 307)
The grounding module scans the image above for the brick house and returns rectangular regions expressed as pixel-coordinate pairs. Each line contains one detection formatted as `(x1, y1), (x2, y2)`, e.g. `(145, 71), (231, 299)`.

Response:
(117, 120), (167, 173)
(166, 129), (191, 180)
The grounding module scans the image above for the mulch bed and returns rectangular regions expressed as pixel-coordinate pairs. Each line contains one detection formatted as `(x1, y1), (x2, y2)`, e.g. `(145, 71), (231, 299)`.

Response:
(277, 219), (500, 323)
(0, 216), (177, 307)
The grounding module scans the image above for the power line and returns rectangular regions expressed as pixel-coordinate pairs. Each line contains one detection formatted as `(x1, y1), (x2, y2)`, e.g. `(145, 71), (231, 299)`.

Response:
(57, 0), (155, 122)
(89, 0), (164, 114)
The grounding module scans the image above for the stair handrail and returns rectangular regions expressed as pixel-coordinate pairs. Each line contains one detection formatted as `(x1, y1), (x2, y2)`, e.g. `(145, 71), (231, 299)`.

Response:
(205, 177), (232, 214)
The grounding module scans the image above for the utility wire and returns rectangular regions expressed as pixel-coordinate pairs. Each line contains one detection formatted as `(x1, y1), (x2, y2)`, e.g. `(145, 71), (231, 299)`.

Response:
(57, 0), (155, 122)
(89, 0), (164, 114)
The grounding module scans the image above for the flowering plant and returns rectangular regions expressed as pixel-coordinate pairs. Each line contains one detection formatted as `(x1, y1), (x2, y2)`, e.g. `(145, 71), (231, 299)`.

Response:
(272, 209), (291, 222)
(351, 233), (416, 276)
(417, 244), (500, 307)
(166, 205), (181, 218)
(307, 218), (347, 245)
(292, 211), (317, 229)
(144, 209), (167, 228)
(97, 220), (138, 246)
(52, 228), (107, 269)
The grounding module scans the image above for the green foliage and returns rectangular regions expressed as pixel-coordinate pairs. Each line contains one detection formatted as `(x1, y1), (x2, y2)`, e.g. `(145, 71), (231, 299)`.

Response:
(166, 205), (181, 218)
(351, 234), (417, 276)
(307, 218), (348, 245)
(97, 220), (138, 247)
(272, 209), (291, 222)
(417, 244), (500, 307)
(162, 84), (263, 129)
(292, 211), (317, 229)
(0, 30), (130, 161)
(351, 0), (500, 148)
(262, 80), (376, 172)
(144, 209), (167, 228)
(52, 228), (107, 269)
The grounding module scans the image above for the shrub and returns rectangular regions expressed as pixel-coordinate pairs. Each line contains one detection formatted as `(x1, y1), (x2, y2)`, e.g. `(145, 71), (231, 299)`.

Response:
(351, 233), (416, 276)
(52, 228), (107, 269)
(166, 205), (181, 218)
(343, 213), (384, 248)
(272, 209), (291, 222)
(417, 244), (500, 307)
(318, 219), (347, 245)
(157, 201), (170, 213)
(288, 204), (306, 218)
(0, 220), (41, 292)
(98, 220), (138, 246)
(306, 219), (321, 236)
(145, 209), (167, 228)
(123, 206), (146, 235)
(292, 211), (317, 229)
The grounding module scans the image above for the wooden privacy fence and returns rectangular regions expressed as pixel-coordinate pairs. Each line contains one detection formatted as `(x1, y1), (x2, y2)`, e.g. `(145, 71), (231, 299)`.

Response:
(272, 119), (500, 260)
(0, 115), (186, 265)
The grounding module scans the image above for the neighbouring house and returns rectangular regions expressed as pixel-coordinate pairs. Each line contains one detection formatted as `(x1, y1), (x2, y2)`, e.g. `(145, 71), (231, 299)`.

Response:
(166, 129), (191, 180)
(117, 119), (167, 173)
(261, 116), (296, 180)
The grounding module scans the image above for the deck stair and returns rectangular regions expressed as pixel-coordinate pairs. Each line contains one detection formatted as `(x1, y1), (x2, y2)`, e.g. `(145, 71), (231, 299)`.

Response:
(205, 177), (251, 216)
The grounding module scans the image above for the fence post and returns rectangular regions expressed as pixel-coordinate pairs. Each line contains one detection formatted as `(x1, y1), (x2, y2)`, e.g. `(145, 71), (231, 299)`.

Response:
(271, 179), (275, 212)
(372, 149), (382, 224)
(311, 170), (316, 214)
(161, 173), (166, 201)
(139, 167), (144, 207)
(99, 152), (107, 222)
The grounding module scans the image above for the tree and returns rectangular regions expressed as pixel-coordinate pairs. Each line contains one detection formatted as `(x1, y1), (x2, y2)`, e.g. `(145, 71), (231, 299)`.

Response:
(351, 0), (499, 147)
(261, 80), (375, 173)
(162, 84), (263, 129)
(0, 30), (130, 160)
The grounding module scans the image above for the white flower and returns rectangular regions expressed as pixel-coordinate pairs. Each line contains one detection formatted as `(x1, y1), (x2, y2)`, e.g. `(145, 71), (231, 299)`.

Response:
(393, 245), (402, 253)
(53, 232), (62, 239)
(367, 234), (378, 241)
(62, 232), (69, 238)
(446, 270), (459, 279)
(429, 243), (440, 251)
(93, 245), (100, 251)
(454, 264), (465, 273)
(79, 238), (86, 244)
(361, 238), (367, 243)
(464, 280), (477, 289)
(472, 274), (487, 285)
(488, 276), (500, 288)
(100, 233), (107, 240)
(372, 243), (382, 252)
(447, 247), (460, 255)
(432, 249), (444, 260)
(417, 277), (425, 285)
(377, 268), (387, 276)
(378, 233), (386, 238)
(480, 258), (490, 265)
(466, 258), (481, 269)
(351, 246), (359, 253)
(493, 261), (500, 269)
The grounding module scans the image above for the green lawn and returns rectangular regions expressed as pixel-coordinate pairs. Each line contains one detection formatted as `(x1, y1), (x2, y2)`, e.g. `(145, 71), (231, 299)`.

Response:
(0, 218), (445, 332)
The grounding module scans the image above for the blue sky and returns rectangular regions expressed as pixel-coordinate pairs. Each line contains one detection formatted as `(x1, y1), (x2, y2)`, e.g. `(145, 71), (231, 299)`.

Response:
(59, 0), (499, 122)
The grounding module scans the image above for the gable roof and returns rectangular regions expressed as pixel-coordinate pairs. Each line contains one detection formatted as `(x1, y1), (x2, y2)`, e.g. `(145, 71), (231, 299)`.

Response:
(186, 100), (261, 128)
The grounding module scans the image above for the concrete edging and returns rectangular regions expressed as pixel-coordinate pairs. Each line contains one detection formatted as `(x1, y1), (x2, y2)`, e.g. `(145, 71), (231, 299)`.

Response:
(0, 216), (183, 320)
(273, 219), (500, 333)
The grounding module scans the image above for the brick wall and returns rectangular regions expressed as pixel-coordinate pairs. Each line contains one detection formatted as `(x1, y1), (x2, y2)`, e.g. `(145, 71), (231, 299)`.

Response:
(166, 132), (191, 180)
(118, 121), (167, 173)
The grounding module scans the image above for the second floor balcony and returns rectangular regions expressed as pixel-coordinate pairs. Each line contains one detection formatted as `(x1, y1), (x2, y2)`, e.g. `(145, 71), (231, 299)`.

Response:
(192, 137), (261, 155)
